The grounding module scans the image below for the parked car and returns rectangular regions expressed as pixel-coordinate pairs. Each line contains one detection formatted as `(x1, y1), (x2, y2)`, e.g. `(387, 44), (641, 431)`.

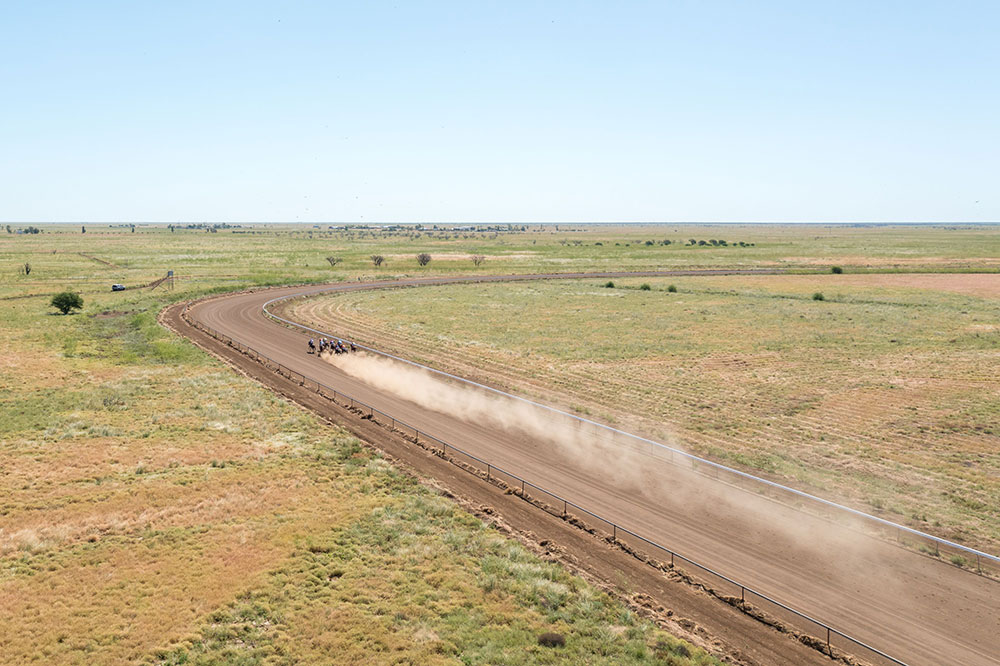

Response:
(111, 284), (126, 291)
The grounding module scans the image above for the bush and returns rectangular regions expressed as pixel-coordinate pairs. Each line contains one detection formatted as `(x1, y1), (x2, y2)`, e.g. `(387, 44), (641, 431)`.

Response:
(640, 283), (651, 291)
(831, 266), (843, 274)
(538, 632), (565, 648)
(604, 281), (615, 288)
(667, 284), (677, 293)
(51, 291), (83, 315)
(812, 292), (825, 301)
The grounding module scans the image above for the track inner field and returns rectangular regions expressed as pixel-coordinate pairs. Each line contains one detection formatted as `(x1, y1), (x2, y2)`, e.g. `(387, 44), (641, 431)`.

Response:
(189, 274), (1000, 666)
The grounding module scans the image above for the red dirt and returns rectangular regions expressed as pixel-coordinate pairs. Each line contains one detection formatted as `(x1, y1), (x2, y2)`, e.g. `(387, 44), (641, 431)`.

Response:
(164, 273), (1000, 666)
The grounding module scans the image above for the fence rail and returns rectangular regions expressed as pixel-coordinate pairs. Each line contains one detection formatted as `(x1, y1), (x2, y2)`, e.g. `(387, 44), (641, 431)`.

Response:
(259, 291), (1000, 583)
(182, 304), (918, 666)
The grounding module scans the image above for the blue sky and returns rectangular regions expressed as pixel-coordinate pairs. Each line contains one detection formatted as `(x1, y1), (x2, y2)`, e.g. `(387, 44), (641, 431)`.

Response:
(1, 1), (997, 223)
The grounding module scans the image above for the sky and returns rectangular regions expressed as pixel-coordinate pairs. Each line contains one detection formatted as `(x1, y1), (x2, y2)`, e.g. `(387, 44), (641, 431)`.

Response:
(1, 1), (997, 224)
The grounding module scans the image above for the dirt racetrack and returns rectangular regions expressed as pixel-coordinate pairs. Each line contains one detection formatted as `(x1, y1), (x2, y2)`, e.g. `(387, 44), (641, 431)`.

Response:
(172, 272), (999, 666)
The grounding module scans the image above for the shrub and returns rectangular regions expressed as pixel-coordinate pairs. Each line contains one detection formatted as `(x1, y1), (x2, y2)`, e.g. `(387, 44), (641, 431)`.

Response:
(831, 265), (843, 274)
(667, 284), (677, 293)
(51, 291), (83, 315)
(812, 292), (825, 301)
(604, 281), (615, 288)
(416, 253), (431, 266)
(370, 254), (385, 267)
(640, 283), (651, 291)
(538, 632), (565, 648)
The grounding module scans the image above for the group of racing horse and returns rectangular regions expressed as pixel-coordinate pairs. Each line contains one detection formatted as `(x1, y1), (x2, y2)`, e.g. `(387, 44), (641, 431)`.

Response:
(307, 337), (357, 356)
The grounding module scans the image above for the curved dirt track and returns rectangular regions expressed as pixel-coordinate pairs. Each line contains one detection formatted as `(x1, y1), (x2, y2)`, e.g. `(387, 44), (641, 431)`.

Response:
(185, 272), (999, 666)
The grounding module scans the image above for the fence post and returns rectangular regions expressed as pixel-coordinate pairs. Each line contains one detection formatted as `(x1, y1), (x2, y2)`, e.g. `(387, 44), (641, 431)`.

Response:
(826, 627), (831, 655)
(612, 524), (616, 541)
(563, 500), (567, 518)
(487, 464), (491, 481)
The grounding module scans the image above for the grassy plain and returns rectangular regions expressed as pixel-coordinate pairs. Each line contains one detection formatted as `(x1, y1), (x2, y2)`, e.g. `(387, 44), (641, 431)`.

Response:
(4, 222), (999, 301)
(287, 271), (1000, 553)
(0, 225), (748, 665)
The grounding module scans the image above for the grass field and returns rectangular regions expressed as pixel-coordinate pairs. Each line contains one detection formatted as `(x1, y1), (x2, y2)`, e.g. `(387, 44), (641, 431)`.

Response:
(0, 225), (740, 665)
(2, 222), (998, 662)
(284, 271), (1000, 553)
(3, 222), (999, 301)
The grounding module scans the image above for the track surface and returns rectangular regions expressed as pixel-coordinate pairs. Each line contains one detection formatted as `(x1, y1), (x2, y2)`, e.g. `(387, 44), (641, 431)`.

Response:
(188, 272), (1000, 666)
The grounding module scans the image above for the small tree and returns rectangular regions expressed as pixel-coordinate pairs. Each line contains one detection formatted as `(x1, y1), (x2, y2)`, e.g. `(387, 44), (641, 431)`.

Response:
(831, 266), (843, 274)
(812, 292), (825, 301)
(326, 256), (343, 267)
(667, 284), (677, 293)
(370, 254), (385, 267)
(471, 255), (486, 266)
(416, 253), (431, 266)
(51, 291), (83, 315)
(19, 262), (31, 276)
(604, 281), (615, 288)
(640, 283), (652, 291)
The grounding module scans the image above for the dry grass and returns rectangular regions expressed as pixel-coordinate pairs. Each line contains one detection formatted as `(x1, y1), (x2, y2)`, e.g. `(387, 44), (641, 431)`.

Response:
(0, 227), (725, 665)
(285, 273), (1000, 551)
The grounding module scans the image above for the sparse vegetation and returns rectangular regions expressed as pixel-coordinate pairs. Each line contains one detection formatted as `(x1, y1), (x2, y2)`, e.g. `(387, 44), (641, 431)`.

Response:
(0, 223), (753, 665)
(287, 270), (1000, 551)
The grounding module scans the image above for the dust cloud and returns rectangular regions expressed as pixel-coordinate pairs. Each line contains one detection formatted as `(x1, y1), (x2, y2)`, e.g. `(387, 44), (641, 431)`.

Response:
(323, 350), (886, 569)
(324, 350), (663, 485)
